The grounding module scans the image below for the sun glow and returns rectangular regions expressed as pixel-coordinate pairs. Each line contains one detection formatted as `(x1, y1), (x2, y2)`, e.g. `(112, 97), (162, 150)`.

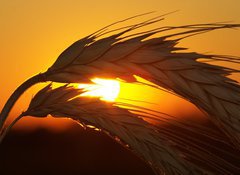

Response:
(78, 78), (120, 102)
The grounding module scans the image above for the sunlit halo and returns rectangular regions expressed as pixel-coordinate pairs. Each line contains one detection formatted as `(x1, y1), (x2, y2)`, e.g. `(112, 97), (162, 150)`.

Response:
(78, 78), (120, 102)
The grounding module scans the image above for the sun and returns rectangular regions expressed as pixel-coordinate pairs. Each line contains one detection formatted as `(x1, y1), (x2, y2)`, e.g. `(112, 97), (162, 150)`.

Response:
(78, 78), (120, 102)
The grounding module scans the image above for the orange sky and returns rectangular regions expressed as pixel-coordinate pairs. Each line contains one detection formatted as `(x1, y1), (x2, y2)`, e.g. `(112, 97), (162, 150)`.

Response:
(0, 0), (240, 131)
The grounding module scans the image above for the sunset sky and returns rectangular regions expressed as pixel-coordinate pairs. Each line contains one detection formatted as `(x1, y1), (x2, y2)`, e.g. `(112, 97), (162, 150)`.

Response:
(1, 0), (240, 131)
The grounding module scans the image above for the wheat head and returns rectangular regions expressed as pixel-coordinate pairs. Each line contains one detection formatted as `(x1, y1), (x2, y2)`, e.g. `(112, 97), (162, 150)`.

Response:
(18, 84), (213, 175)
(41, 16), (240, 147)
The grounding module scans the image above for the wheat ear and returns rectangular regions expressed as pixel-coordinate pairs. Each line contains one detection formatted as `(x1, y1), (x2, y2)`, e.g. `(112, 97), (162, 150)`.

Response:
(2, 84), (213, 175)
(2, 84), (240, 174)
(44, 19), (240, 146)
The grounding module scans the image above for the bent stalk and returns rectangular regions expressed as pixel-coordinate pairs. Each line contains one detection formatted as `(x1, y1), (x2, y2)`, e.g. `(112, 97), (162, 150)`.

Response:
(0, 113), (24, 143)
(0, 73), (45, 133)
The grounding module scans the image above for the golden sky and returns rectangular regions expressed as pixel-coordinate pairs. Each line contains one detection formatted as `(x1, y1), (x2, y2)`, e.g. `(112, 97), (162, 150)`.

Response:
(0, 0), (240, 131)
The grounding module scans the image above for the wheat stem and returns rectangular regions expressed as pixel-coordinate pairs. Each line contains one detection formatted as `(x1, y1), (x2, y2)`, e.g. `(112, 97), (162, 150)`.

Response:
(0, 73), (45, 132)
(0, 113), (24, 143)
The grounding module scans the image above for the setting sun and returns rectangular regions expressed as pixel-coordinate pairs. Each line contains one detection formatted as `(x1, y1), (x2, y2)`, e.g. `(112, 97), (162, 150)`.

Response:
(78, 78), (120, 102)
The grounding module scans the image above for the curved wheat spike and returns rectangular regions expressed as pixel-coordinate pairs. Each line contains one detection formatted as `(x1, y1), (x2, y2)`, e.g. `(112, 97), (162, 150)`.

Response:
(16, 84), (211, 175)
(44, 20), (240, 146)
(2, 84), (240, 174)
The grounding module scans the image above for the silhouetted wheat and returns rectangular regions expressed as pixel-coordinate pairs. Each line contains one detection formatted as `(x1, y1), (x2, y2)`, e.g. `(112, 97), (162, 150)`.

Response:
(0, 13), (240, 175)
(4, 84), (214, 174)
(45, 18), (240, 146)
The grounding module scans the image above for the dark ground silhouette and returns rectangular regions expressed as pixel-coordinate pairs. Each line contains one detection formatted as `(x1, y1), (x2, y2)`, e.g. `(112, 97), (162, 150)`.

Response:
(0, 124), (154, 175)
(1, 118), (240, 175)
